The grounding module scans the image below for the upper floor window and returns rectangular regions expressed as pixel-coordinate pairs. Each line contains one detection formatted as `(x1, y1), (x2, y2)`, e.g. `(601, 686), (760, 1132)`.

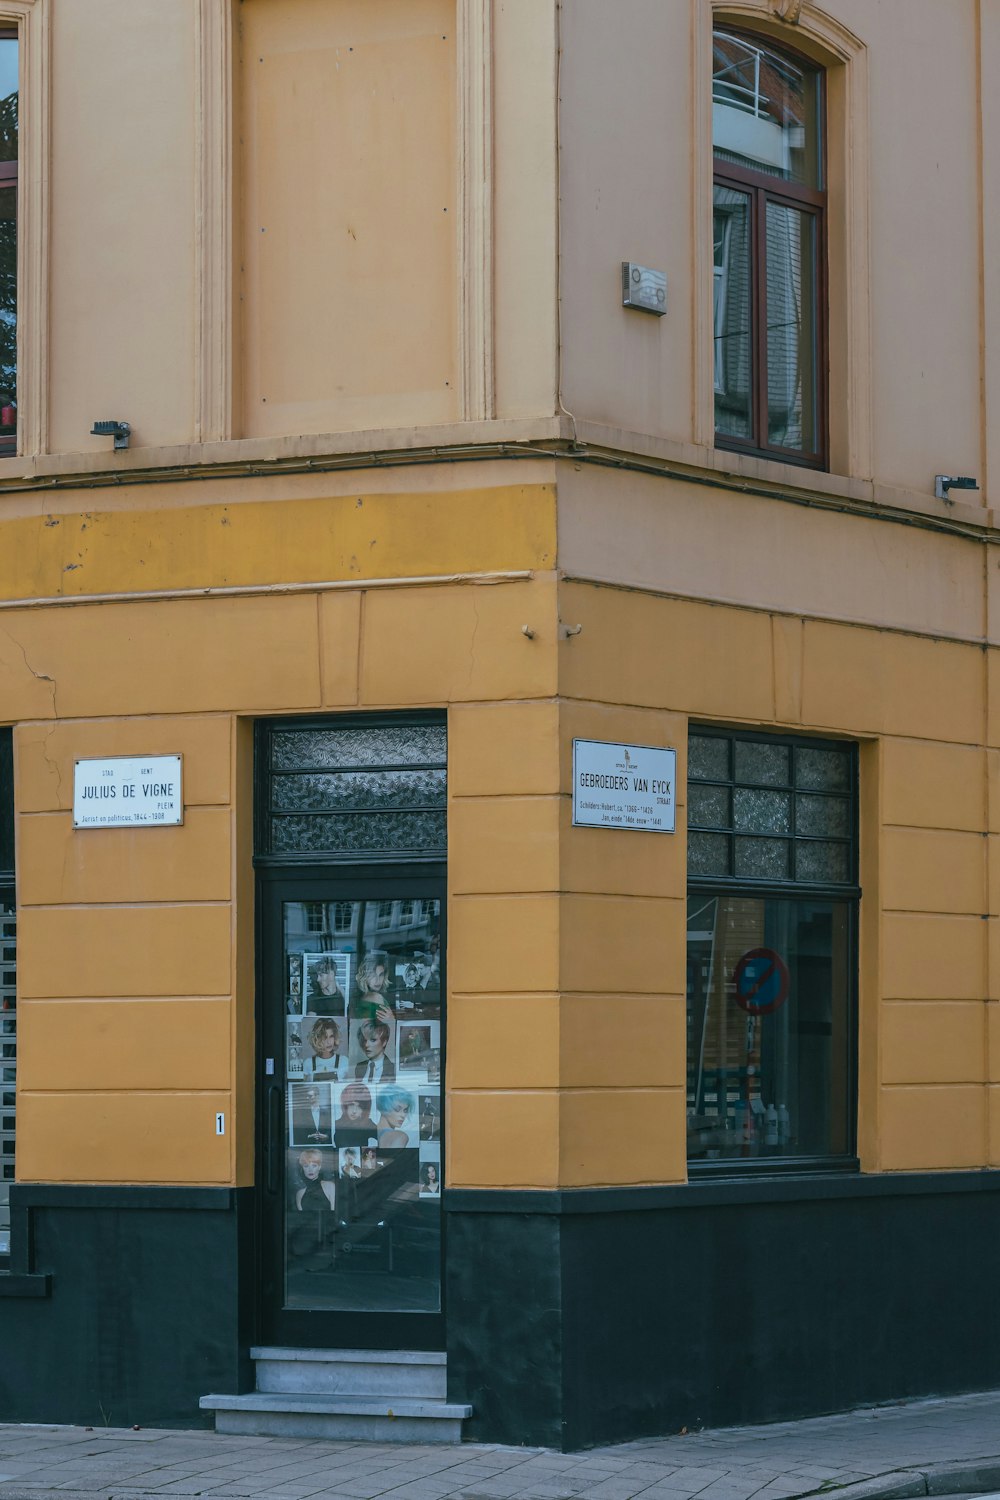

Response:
(0, 31), (15, 457)
(713, 30), (825, 468)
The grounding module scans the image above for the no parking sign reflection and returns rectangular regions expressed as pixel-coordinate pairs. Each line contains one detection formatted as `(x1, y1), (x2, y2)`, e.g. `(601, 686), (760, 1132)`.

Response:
(732, 947), (790, 1016)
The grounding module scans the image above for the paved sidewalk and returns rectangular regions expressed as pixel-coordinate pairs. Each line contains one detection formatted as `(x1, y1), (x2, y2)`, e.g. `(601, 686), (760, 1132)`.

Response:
(1, 1390), (1000, 1500)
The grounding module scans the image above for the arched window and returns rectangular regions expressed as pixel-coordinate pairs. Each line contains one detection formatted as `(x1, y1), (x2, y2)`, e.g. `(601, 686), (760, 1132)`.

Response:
(712, 29), (825, 468)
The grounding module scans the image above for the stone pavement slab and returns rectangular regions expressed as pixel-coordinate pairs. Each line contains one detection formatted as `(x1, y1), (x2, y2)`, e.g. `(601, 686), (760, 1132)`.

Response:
(0, 1390), (999, 1500)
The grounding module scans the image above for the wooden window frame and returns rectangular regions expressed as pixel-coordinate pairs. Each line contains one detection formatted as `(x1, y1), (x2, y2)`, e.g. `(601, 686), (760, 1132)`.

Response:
(713, 32), (828, 471)
(0, 25), (17, 459)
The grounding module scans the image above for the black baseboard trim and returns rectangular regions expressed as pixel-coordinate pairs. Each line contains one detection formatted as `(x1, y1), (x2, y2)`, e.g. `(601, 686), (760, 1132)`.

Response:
(0, 1271), (51, 1297)
(444, 1168), (1000, 1215)
(11, 1185), (239, 1212)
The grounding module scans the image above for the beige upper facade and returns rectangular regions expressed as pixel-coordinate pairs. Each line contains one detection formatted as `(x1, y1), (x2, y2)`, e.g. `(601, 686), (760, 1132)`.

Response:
(0, 0), (991, 524)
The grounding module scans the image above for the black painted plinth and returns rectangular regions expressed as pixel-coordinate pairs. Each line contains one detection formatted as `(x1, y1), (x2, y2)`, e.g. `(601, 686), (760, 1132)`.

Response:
(446, 1173), (1000, 1451)
(0, 1186), (254, 1429)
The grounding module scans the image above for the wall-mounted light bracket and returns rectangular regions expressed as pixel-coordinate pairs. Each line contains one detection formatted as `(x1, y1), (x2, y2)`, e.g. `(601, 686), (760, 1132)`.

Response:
(934, 474), (978, 502)
(91, 420), (131, 451)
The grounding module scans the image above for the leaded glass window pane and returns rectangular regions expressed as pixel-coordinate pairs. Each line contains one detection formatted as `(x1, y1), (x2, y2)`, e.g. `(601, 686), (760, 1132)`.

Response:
(733, 740), (790, 787)
(734, 835), (789, 881)
(687, 730), (854, 888)
(795, 840), (849, 884)
(688, 832), (731, 878)
(795, 793), (849, 838)
(689, 736), (730, 782)
(262, 719), (447, 859)
(795, 746), (850, 792)
(689, 784), (730, 828)
(733, 788), (791, 835)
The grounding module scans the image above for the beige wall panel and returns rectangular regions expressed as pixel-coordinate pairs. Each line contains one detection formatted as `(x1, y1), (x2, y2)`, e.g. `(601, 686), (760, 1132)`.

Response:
(447, 995), (559, 1090)
(772, 616), (804, 725)
(991, 753), (1000, 835)
(18, 809), (232, 907)
(48, 0), (197, 454)
(879, 1085), (986, 1172)
(7, 595), (321, 719)
(241, 0), (458, 438)
(984, 8), (1000, 509)
(16, 716), (233, 814)
(450, 796), (560, 895)
(19, 905), (232, 999)
(449, 701), (560, 798)
(988, 920), (1000, 1002)
(449, 894), (559, 994)
(17, 1092), (232, 1184)
(801, 622), (982, 743)
(361, 581), (557, 705)
(880, 1001), (986, 1086)
(561, 895), (683, 996)
(881, 828), (985, 916)
(558, 469), (983, 641)
(557, 3), (691, 443)
(989, 1004), (1000, 1082)
(881, 738), (987, 833)
(0, 624), (65, 722)
(991, 1087), (1000, 1167)
(447, 1090), (559, 1188)
(847, 0), (981, 497)
(559, 1089), (686, 1187)
(988, 837), (1000, 919)
(561, 809), (685, 901)
(988, 653), (1000, 749)
(558, 585), (774, 721)
(492, 0), (557, 418)
(882, 912), (985, 1002)
(319, 591), (362, 707)
(19, 998), (231, 1092)
(560, 995), (685, 1090)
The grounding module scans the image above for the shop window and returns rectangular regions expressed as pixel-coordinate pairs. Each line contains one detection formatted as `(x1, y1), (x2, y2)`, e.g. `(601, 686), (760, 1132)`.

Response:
(712, 29), (825, 468)
(0, 729), (14, 1254)
(686, 728), (856, 1170)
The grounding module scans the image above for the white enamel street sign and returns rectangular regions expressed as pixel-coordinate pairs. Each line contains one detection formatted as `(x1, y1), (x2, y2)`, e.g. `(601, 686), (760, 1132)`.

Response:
(572, 740), (676, 833)
(73, 755), (184, 829)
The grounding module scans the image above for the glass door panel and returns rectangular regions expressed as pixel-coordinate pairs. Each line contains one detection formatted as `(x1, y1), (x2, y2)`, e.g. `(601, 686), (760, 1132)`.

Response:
(276, 892), (443, 1323)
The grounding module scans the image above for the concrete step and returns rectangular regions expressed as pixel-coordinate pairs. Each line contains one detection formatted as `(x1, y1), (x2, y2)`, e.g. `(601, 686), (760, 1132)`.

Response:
(250, 1345), (447, 1398)
(199, 1391), (471, 1444)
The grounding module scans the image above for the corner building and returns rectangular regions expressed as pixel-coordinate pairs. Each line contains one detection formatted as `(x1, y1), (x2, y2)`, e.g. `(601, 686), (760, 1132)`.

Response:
(1, 0), (999, 1452)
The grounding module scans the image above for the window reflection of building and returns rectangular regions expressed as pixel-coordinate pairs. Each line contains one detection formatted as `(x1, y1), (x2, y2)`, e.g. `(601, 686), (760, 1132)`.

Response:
(0, 32), (18, 457)
(711, 28), (824, 466)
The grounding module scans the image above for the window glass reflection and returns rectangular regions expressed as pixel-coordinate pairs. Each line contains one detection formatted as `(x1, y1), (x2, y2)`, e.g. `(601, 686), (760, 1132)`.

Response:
(282, 896), (442, 1312)
(687, 895), (851, 1162)
(712, 30), (822, 188)
(713, 185), (753, 441)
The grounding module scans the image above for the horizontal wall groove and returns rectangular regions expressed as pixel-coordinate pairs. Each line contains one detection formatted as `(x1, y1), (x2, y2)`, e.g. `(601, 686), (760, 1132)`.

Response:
(19, 803), (234, 817)
(0, 568), (536, 613)
(19, 899), (233, 911)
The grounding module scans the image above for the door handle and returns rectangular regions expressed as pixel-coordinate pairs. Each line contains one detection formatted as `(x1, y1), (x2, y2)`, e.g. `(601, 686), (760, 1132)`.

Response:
(266, 1084), (282, 1195)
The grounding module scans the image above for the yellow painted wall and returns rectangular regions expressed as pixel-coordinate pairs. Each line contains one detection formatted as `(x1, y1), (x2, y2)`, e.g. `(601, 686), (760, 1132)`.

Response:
(9, 467), (1000, 1190)
(11, 479), (558, 1185)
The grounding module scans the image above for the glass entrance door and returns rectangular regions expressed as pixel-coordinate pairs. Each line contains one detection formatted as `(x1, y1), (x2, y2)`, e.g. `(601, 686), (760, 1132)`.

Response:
(259, 873), (445, 1349)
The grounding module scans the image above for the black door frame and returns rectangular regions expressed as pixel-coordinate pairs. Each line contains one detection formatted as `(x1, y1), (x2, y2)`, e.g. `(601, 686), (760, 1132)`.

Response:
(252, 710), (449, 1354)
(255, 862), (447, 1352)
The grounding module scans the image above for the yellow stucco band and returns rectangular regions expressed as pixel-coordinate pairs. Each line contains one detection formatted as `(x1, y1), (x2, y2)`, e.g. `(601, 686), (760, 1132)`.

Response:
(0, 483), (556, 600)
